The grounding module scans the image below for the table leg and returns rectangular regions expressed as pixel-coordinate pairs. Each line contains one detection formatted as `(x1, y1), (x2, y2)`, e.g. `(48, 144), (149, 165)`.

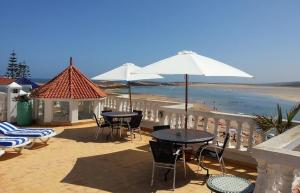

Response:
(182, 148), (187, 178)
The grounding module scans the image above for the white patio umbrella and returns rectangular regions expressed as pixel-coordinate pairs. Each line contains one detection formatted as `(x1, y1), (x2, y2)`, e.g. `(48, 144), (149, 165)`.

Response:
(92, 63), (163, 111)
(134, 50), (253, 129)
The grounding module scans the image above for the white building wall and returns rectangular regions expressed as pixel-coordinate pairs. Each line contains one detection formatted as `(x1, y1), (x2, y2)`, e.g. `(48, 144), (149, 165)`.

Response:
(0, 92), (7, 121)
(69, 100), (78, 123)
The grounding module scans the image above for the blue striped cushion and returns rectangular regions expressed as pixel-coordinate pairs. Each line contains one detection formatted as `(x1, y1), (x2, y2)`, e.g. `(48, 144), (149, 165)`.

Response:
(0, 137), (29, 147)
(0, 122), (54, 137)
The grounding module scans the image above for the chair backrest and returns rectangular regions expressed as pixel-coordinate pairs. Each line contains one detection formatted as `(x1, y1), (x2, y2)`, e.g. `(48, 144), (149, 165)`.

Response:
(133, 110), (143, 115)
(219, 133), (230, 157)
(101, 110), (113, 123)
(129, 115), (143, 128)
(153, 125), (170, 132)
(149, 140), (177, 164)
(92, 113), (101, 127)
(0, 122), (18, 134)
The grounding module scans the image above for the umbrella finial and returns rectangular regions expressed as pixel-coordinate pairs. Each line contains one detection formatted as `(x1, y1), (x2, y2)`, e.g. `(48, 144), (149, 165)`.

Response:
(69, 57), (73, 66)
(178, 50), (194, 55)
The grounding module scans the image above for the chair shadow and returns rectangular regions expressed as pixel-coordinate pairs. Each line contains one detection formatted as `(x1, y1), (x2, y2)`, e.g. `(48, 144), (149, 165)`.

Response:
(55, 126), (130, 144)
(29, 142), (49, 150)
(61, 149), (196, 192)
(0, 151), (22, 161)
(188, 158), (257, 182)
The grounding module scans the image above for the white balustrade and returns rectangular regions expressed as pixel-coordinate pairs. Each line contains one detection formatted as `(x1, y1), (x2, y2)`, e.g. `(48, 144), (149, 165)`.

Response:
(101, 94), (267, 153)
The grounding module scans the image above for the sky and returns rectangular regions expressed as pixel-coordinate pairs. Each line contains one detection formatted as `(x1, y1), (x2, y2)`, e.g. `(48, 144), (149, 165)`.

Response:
(0, 0), (299, 83)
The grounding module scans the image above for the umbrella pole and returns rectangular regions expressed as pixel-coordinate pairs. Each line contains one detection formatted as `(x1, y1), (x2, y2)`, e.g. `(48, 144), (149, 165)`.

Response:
(128, 81), (132, 112)
(185, 74), (188, 130)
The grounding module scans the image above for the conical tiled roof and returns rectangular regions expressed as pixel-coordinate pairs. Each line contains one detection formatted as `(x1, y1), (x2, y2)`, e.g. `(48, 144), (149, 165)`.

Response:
(31, 58), (107, 99)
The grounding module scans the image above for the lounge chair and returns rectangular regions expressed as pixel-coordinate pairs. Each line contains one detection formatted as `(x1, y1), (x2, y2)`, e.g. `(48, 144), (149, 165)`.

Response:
(0, 122), (56, 148)
(0, 136), (31, 156)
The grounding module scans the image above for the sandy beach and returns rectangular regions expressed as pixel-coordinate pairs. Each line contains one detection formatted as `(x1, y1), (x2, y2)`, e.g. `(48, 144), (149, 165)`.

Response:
(190, 83), (300, 103)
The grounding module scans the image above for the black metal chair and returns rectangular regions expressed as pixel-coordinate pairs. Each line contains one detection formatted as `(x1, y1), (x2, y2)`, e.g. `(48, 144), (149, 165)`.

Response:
(124, 114), (143, 141)
(101, 110), (124, 138)
(196, 133), (230, 175)
(153, 125), (171, 131)
(149, 140), (183, 191)
(92, 113), (110, 140)
(133, 110), (143, 116)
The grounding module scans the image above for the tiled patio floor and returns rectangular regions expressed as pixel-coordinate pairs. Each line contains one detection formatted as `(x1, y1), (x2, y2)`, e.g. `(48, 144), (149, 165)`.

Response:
(0, 123), (257, 193)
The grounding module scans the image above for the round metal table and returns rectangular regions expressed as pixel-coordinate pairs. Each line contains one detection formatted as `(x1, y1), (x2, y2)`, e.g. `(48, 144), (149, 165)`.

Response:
(101, 111), (138, 138)
(152, 129), (215, 178)
(206, 175), (255, 193)
(101, 111), (138, 118)
(152, 129), (215, 144)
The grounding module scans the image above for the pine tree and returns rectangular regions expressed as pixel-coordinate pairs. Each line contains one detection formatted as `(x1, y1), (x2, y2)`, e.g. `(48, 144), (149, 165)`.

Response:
(6, 51), (18, 79)
(18, 61), (31, 78)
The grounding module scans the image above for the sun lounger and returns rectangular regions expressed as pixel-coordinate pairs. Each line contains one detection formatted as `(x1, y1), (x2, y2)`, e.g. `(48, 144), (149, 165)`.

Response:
(0, 136), (31, 156)
(0, 122), (56, 148)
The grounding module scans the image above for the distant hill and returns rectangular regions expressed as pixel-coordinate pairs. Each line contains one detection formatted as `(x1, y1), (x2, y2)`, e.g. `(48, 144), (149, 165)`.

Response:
(262, 81), (300, 87)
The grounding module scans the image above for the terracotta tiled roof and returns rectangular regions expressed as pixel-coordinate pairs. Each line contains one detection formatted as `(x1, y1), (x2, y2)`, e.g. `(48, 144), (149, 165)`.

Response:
(31, 59), (107, 99)
(0, 77), (15, 85)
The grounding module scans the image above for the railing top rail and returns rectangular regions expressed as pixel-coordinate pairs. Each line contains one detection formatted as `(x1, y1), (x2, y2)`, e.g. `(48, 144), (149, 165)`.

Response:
(252, 125), (300, 167)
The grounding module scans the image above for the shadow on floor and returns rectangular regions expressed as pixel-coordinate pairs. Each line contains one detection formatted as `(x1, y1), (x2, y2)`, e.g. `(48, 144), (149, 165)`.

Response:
(61, 149), (197, 192)
(55, 126), (130, 144)
(0, 151), (22, 161)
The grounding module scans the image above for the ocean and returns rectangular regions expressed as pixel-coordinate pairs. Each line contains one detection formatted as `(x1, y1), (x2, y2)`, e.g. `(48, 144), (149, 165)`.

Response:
(116, 86), (300, 120)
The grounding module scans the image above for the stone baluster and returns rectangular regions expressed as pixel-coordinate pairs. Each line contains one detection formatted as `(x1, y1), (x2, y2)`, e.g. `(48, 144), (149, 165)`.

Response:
(247, 123), (255, 152)
(225, 119), (231, 147)
(236, 121), (243, 150)
(254, 160), (267, 193)
(170, 113), (176, 129)
(149, 103), (154, 121)
(203, 117), (208, 131)
(144, 102), (149, 120)
(153, 105), (159, 122)
(193, 115), (199, 129)
(175, 114), (181, 129)
(213, 118), (219, 144)
(165, 112), (171, 126)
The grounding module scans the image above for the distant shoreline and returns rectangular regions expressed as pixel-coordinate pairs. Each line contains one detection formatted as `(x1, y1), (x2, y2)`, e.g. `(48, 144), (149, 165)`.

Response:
(104, 83), (300, 103)
(34, 78), (300, 103)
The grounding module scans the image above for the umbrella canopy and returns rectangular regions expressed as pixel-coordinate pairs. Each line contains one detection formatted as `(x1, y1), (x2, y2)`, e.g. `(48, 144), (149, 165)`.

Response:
(135, 51), (253, 129)
(92, 63), (163, 111)
(135, 51), (253, 77)
(92, 63), (163, 81)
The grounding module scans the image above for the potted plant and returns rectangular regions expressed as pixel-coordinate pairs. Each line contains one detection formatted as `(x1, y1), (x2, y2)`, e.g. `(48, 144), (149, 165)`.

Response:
(254, 103), (300, 140)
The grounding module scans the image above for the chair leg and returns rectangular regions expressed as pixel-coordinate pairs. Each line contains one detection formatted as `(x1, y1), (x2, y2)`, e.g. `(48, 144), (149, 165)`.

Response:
(25, 139), (35, 149)
(151, 162), (155, 186)
(138, 127), (142, 140)
(173, 166), (176, 191)
(130, 130), (133, 142)
(95, 127), (100, 140)
(14, 147), (24, 153)
(183, 150), (187, 178)
(220, 157), (226, 174)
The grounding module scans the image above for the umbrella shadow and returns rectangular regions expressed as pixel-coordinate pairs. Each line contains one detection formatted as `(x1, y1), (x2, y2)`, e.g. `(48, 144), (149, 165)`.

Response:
(61, 149), (197, 192)
(55, 126), (130, 144)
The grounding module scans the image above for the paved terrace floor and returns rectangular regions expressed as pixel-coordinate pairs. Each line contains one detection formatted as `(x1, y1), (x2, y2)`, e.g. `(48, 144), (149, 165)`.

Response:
(0, 123), (257, 193)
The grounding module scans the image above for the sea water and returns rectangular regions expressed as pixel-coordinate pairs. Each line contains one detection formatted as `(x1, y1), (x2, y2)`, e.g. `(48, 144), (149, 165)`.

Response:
(116, 86), (300, 120)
